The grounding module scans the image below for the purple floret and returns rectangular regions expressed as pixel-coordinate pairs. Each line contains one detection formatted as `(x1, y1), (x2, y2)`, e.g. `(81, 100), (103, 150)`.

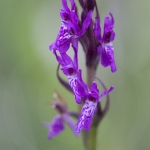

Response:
(76, 81), (114, 133)
(43, 100), (78, 139)
(53, 50), (88, 104)
(49, 0), (92, 54)
(94, 13), (117, 72)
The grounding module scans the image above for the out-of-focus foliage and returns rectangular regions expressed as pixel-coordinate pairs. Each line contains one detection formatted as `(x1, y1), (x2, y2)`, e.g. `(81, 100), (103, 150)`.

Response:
(0, 0), (150, 150)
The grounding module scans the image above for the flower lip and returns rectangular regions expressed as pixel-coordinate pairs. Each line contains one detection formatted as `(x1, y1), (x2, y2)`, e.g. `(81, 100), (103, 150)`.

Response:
(43, 115), (65, 139)
(51, 118), (64, 132)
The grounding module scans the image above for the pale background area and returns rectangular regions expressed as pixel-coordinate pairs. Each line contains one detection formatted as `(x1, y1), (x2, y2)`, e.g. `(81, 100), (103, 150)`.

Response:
(0, 0), (150, 150)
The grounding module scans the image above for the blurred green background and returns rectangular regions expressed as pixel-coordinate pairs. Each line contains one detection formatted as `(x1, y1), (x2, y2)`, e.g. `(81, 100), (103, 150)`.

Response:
(1, 0), (150, 150)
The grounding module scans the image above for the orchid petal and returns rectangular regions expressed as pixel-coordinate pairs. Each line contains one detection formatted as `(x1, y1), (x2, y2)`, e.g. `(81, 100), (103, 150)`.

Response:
(101, 44), (117, 72)
(53, 50), (66, 66)
(62, 114), (79, 136)
(62, 0), (70, 13)
(94, 17), (102, 42)
(80, 10), (92, 36)
(43, 115), (65, 139)
(99, 86), (114, 102)
(89, 81), (99, 95)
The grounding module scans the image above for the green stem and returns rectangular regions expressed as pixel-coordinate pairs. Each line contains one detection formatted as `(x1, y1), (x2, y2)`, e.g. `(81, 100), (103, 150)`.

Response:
(88, 125), (97, 150)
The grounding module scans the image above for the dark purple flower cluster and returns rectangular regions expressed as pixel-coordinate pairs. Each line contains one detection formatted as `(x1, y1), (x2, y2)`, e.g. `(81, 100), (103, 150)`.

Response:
(44, 0), (116, 139)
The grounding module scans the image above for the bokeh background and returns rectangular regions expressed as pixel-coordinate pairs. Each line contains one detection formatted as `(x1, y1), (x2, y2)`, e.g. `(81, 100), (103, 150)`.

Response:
(1, 0), (150, 150)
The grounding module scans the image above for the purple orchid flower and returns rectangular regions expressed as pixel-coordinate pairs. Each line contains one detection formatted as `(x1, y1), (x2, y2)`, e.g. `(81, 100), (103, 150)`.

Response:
(43, 93), (78, 139)
(53, 50), (88, 104)
(76, 81), (114, 133)
(49, 0), (92, 54)
(43, 115), (64, 139)
(94, 13), (117, 73)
